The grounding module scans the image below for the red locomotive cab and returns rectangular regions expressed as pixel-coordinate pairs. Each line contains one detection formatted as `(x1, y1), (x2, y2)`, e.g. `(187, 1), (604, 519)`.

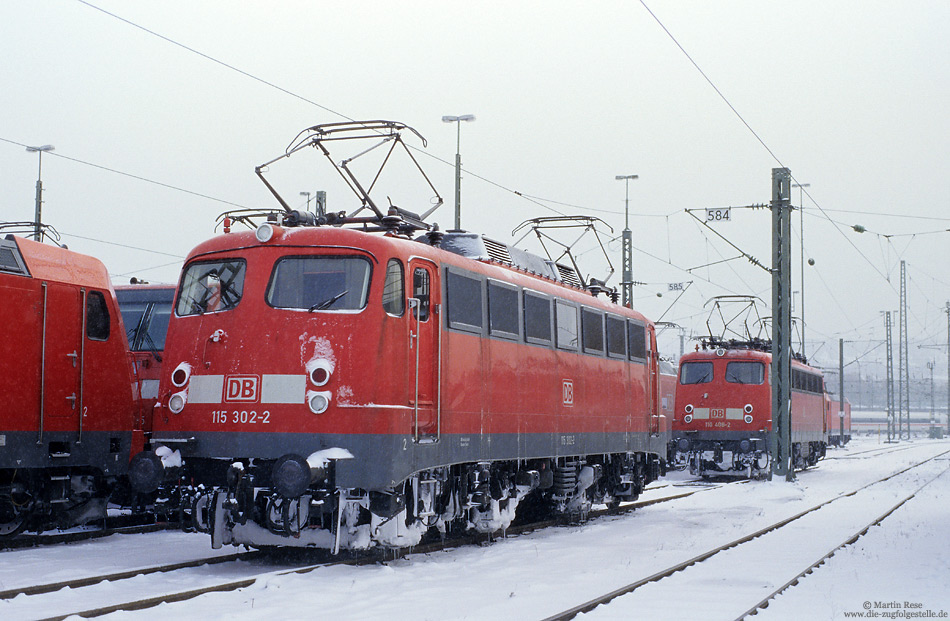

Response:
(671, 346), (773, 477)
(0, 234), (139, 534)
(148, 226), (434, 449)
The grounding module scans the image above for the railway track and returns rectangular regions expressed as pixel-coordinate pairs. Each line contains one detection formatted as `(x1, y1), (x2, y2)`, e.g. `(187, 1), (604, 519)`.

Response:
(2, 547), (301, 621)
(734, 465), (948, 619)
(1, 477), (736, 620)
(1, 520), (177, 551)
(825, 442), (919, 460)
(539, 448), (950, 621)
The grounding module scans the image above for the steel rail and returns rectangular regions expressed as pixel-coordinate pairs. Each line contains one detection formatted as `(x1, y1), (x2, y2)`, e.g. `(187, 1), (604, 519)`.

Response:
(539, 448), (950, 621)
(21, 478), (737, 620)
(734, 464), (950, 620)
(0, 520), (177, 551)
(0, 549), (261, 601)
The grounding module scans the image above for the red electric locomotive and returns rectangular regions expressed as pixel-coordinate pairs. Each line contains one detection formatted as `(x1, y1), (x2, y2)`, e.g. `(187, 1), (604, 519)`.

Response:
(671, 338), (829, 477)
(133, 121), (669, 551)
(115, 283), (176, 433)
(0, 231), (145, 535)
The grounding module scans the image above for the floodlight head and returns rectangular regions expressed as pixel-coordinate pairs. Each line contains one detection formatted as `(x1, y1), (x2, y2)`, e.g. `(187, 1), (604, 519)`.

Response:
(442, 115), (476, 123)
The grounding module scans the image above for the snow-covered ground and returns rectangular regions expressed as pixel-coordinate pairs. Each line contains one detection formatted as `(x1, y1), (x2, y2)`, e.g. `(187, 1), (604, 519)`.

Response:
(2, 435), (948, 621)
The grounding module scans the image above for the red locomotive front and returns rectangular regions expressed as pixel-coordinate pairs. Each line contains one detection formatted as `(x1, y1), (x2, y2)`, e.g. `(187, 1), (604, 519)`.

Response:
(671, 340), (829, 477)
(672, 346), (772, 476)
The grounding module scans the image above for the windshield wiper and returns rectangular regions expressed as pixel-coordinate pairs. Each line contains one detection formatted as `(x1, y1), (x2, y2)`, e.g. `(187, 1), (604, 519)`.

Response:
(309, 290), (348, 312)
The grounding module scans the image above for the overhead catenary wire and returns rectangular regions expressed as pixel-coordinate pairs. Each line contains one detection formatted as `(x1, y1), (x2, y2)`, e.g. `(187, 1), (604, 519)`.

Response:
(71, 1), (920, 292)
(0, 136), (252, 211)
(639, 0), (891, 286)
(43, 0), (950, 368)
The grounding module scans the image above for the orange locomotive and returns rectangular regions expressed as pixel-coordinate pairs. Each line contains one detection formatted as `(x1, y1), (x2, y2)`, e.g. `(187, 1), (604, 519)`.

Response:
(671, 339), (828, 477)
(131, 121), (670, 551)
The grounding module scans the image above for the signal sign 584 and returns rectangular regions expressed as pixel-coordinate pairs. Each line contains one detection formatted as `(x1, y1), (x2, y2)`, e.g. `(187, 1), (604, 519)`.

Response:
(705, 208), (731, 222)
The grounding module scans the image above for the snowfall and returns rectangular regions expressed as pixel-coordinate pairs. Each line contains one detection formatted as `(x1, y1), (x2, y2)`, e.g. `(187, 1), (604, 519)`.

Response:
(2, 430), (948, 621)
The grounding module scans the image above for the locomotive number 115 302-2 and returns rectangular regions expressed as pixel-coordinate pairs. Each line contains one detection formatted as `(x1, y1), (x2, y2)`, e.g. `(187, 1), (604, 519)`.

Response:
(211, 410), (271, 425)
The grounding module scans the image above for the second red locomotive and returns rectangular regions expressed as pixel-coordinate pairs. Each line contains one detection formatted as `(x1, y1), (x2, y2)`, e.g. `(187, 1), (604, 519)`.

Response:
(671, 338), (829, 477)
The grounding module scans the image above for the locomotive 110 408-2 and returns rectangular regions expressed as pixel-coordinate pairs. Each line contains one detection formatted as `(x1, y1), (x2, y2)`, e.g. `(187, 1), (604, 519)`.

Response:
(671, 338), (829, 477)
(133, 121), (671, 552)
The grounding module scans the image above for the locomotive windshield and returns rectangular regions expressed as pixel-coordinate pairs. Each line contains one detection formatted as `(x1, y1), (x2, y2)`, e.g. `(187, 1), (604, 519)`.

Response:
(121, 301), (172, 350)
(267, 256), (371, 311)
(176, 259), (246, 316)
(725, 361), (765, 385)
(680, 361), (713, 385)
(117, 287), (174, 350)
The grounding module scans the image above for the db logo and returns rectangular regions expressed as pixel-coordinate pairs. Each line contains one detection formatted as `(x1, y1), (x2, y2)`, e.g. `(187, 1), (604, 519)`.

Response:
(562, 380), (574, 407)
(711, 408), (725, 419)
(225, 375), (259, 402)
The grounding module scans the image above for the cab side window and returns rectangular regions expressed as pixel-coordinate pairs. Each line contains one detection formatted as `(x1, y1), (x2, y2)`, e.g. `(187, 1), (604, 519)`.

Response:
(86, 291), (111, 341)
(382, 259), (405, 316)
(413, 267), (430, 321)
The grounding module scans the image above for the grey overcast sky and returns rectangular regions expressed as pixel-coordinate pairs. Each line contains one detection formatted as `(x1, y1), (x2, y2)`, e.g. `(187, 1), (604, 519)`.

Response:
(2, 1), (948, 378)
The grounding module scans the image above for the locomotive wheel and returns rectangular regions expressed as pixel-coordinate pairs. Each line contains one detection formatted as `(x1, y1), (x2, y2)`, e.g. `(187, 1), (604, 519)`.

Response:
(0, 488), (36, 538)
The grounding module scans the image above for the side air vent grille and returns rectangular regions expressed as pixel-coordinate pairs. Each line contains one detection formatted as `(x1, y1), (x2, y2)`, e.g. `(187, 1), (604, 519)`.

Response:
(555, 263), (583, 288)
(481, 237), (513, 265)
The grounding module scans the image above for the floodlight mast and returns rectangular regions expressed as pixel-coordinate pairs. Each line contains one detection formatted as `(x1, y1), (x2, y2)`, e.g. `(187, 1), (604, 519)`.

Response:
(442, 115), (476, 231)
(26, 144), (54, 242)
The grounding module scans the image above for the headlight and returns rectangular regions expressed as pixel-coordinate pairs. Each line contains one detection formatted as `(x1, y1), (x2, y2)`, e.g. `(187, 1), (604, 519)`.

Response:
(744, 414), (754, 424)
(684, 404), (694, 414)
(256, 223), (275, 243)
(171, 363), (191, 387)
(168, 391), (186, 414)
(683, 414), (693, 424)
(307, 390), (331, 414)
(307, 359), (333, 387)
